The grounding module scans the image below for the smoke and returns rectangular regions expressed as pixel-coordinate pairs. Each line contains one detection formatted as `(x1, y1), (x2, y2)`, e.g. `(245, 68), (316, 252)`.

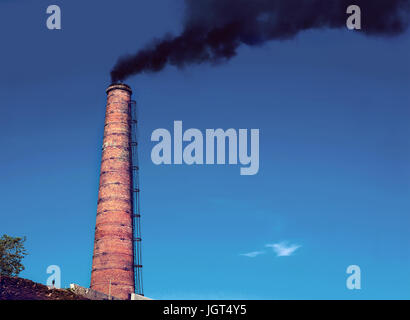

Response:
(111, 0), (410, 82)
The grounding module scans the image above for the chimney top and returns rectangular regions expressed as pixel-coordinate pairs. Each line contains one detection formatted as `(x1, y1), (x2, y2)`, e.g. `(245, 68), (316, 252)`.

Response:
(106, 83), (132, 95)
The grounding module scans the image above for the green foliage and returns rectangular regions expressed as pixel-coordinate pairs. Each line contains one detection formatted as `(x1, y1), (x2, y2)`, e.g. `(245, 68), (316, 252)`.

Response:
(0, 234), (28, 276)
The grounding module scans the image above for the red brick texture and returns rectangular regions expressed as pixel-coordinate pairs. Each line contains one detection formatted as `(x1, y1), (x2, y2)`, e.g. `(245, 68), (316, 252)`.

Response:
(90, 84), (135, 300)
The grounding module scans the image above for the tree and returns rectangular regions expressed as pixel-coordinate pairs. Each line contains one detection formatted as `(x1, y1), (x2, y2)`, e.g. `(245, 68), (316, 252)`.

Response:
(0, 235), (28, 276)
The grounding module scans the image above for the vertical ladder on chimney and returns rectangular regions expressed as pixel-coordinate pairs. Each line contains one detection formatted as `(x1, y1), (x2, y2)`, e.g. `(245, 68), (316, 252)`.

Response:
(130, 100), (144, 296)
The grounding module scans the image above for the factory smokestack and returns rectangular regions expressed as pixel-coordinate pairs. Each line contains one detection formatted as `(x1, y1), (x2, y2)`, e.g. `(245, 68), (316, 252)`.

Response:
(91, 83), (135, 300)
(111, 0), (410, 82)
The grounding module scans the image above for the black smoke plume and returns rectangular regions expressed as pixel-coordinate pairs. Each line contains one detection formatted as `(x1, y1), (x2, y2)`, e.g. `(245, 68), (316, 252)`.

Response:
(111, 0), (410, 82)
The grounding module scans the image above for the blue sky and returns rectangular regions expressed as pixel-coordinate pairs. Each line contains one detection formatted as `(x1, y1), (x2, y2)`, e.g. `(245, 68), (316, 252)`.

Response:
(0, 0), (409, 299)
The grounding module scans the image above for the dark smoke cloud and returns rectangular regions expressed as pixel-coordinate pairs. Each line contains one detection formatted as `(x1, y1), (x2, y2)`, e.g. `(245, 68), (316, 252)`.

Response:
(111, 0), (410, 82)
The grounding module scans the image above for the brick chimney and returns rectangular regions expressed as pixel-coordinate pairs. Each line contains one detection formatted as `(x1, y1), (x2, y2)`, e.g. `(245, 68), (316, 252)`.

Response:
(90, 83), (135, 299)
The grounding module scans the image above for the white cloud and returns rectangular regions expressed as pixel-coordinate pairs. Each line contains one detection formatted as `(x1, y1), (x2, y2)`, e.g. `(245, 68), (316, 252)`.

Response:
(265, 242), (301, 257)
(239, 251), (265, 258)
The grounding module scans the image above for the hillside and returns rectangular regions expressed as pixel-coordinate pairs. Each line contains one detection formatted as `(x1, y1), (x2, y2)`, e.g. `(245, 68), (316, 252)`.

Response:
(0, 275), (88, 300)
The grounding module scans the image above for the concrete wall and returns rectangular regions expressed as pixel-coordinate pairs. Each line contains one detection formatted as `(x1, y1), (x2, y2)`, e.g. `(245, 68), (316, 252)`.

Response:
(69, 284), (150, 300)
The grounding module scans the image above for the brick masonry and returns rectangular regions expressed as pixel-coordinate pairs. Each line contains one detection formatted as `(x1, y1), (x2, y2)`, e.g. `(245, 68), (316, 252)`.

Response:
(90, 83), (135, 300)
(70, 284), (151, 300)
